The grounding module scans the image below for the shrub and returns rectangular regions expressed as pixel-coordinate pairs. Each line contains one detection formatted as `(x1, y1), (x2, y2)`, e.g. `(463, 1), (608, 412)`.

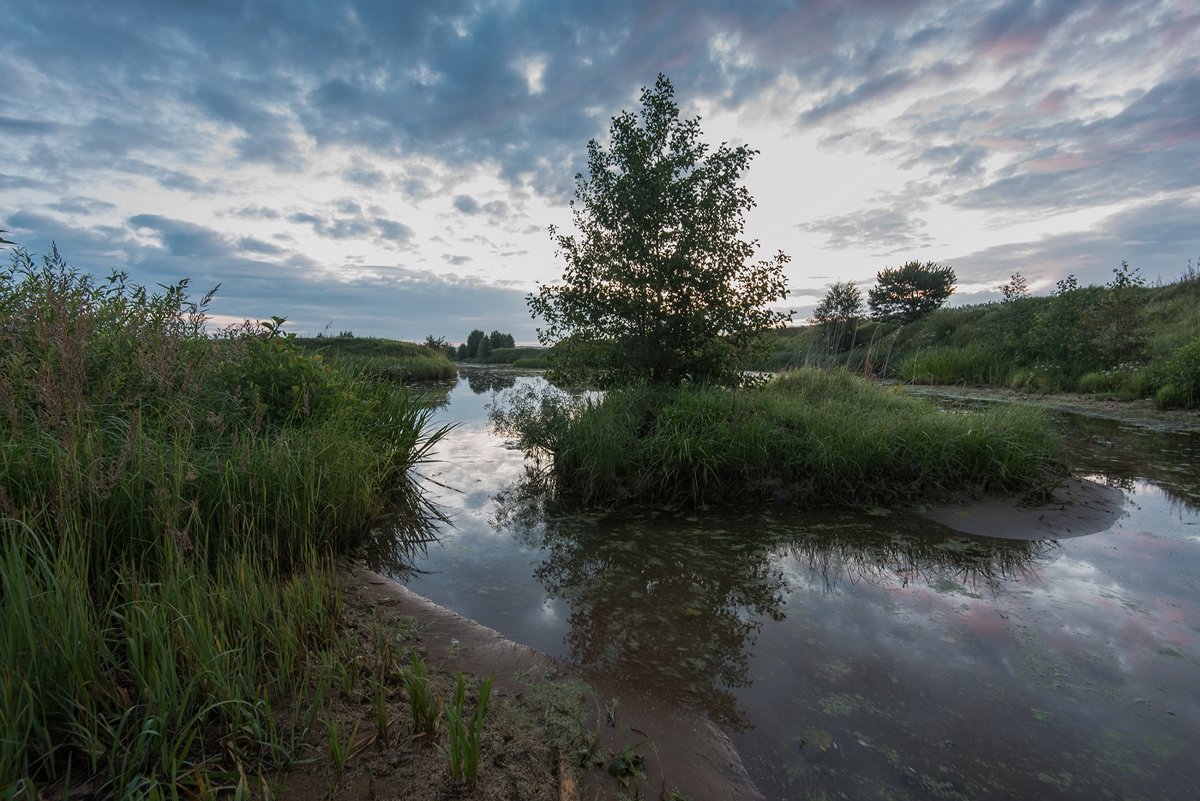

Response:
(1154, 336), (1200, 408)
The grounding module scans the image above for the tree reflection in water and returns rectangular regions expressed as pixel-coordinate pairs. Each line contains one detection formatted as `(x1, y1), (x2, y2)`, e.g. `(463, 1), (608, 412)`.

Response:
(465, 369), (518, 395)
(494, 473), (1058, 729)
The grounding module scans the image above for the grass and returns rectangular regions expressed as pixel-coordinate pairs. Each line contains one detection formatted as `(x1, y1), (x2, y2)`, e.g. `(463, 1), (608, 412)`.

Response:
(444, 672), (493, 785)
(294, 335), (458, 381)
(493, 368), (1063, 507)
(0, 247), (450, 796)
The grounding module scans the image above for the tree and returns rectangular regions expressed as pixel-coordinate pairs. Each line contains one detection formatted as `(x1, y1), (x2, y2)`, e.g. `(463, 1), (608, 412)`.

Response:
(528, 74), (791, 387)
(489, 329), (515, 349)
(465, 329), (486, 358)
(998, 272), (1029, 302)
(810, 281), (863, 352)
(867, 260), (956, 324)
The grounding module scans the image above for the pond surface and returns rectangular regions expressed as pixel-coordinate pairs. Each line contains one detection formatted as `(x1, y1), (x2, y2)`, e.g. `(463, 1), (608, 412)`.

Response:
(389, 370), (1200, 801)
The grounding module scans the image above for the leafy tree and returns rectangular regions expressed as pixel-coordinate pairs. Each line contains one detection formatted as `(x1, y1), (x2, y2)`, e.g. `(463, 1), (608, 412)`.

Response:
(998, 272), (1029, 302)
(478, 337), (493, 358)
(867, 260), (956, 324)
(465, 329), (486, 358)
(456, 343), (469, 360)
(489, 330), (515, 349)
(810, 281), (863, 352)
(528, 74), (791, 387)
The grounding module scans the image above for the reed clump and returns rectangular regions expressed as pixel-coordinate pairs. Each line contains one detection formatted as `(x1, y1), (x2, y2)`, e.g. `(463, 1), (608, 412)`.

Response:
(0, 247), (448, 796)
(494, 368), (1063, 507)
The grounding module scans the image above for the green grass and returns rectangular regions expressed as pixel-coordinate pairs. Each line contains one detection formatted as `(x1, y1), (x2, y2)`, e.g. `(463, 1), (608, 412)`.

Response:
(0, 248), (449, 795)
(493, 368), (1063, 507)
(294, 335), (457, 381)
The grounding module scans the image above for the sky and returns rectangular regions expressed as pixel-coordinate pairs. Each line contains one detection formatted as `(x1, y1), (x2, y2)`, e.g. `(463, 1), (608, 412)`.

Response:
(2, 0), (1198, 344)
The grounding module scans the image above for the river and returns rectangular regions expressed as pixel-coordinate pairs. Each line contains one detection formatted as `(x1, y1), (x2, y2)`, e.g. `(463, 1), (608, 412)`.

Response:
(386, 368), (1199, 801)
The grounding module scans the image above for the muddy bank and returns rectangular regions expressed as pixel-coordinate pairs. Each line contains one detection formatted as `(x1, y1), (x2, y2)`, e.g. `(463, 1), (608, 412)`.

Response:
(922, 476), (1126, 540)
(902, 383), (1200, 432)
(343, 564), (765, 801)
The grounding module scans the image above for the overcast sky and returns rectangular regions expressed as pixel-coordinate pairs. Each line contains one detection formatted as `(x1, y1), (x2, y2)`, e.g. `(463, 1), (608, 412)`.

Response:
(3, 0), (1198, 343)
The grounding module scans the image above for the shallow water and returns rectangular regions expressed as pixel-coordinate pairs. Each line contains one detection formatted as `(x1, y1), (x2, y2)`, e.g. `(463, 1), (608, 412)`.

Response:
(390, 370), (1200, 801)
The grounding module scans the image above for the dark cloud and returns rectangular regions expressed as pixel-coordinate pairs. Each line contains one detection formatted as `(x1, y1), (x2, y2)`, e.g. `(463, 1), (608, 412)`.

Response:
(454, 195), (481, 215)
(47, 196), (117, 215)
(0, 115), (58, 135)
(229, 206), (281, 220)
(129, 214), (231, 259)
(287, 207), (415, 245)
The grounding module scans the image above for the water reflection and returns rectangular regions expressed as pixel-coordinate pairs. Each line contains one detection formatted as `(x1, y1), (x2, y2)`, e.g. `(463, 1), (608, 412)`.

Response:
(465, 369), (518, 395)
(356, 479), (445, 577)
(778, 515), (1058, 593)
(495, 478), (1057, 729)
(1058, 412), (1200, 508)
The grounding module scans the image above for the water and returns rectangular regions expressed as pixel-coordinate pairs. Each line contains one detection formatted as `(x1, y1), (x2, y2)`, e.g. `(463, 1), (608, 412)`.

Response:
(391, 370), (1200, 801)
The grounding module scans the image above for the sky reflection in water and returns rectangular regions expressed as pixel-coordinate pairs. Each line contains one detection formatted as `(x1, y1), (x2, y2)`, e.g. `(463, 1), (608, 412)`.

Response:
(395, 372), (1200, 801)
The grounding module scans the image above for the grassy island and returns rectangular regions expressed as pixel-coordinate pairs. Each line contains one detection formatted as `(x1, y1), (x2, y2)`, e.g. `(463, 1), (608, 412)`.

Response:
(494, 369), (1063, 507)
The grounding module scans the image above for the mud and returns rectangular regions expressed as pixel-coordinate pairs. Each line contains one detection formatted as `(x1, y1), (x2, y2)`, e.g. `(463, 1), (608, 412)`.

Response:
(923, 476), (1126, 540)
(346, 564), (765, 801)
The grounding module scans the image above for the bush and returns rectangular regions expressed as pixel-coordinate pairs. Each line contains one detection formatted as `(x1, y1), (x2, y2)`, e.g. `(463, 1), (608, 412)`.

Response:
(1154, 336), (1200, 408)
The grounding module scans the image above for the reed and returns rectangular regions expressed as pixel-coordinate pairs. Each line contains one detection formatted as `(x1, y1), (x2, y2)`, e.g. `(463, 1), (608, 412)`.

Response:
(0, 248), (448, 795)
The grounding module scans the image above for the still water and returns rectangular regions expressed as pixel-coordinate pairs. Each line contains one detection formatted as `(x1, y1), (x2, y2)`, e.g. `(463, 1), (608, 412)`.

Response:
(391, 370), (1199, 801)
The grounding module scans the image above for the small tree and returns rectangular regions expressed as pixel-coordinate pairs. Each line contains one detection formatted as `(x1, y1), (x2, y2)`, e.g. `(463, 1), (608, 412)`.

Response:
(867, 260), (956, 324)
(998, 272), (1029, 302)
(528, 74), (791, 387)
(810, 281), (863, 352)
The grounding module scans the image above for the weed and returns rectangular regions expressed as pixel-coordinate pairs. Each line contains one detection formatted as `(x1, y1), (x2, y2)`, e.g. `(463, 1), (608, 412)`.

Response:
(444, 672), (494, 785)
(401, 652), (442, 739)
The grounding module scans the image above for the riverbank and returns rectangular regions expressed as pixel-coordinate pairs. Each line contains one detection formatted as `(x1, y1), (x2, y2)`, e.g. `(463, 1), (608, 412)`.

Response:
(270, 563), (763, 801)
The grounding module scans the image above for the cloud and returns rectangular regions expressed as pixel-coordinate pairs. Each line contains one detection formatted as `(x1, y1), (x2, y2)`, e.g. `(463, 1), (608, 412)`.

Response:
(454, 195), (481, 215)
(129, 214), (232, 259)
(797, 195), (934, 255)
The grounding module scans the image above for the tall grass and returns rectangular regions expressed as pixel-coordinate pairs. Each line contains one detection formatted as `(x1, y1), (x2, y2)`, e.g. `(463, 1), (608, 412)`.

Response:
(494, 369), (1062, 507)
(0, 248), (448, 795)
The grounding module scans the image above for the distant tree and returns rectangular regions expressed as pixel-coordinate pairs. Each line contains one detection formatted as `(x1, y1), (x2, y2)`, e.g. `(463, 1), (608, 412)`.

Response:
(811, 281), (863, 352)
(528, 74), (791, 387)
(489, 330), (515, 349)
(478, 337), (493, 358)
(998, 272), (1029, 302)
(456, 343), (469, 360)
(466, 329), (486, 358)
(424, 334), (448, 352)
(337, 330), (355, 338)
(868, 261), (956, 324)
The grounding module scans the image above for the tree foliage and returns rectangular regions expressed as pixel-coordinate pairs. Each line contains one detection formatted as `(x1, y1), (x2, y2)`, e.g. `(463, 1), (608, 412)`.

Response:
(868, 260), (956, 324)
(811, 280), (864, 352)
(998, 272), (1029, 302)
(528, 74), (791, 387)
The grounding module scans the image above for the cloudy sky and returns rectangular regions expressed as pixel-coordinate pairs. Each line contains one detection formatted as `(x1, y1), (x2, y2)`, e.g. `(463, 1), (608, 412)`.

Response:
(2, 0), (1198, 343)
